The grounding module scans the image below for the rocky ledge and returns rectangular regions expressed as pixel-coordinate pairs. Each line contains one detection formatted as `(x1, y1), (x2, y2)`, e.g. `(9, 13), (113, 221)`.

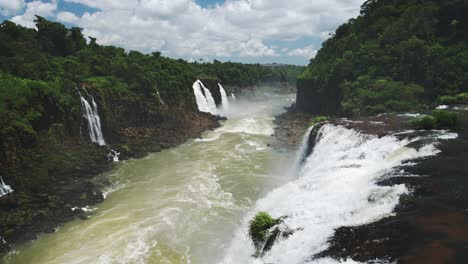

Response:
(272, 104), (313, 150)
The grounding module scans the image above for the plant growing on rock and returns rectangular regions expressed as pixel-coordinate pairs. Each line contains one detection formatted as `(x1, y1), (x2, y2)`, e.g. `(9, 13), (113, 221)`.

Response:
(432, 110), (457, 127)
(248, 212), (281, 250)
(309, 116), (329, 126)
(411, 110), (457, 130)
(411, 116), (437, 130)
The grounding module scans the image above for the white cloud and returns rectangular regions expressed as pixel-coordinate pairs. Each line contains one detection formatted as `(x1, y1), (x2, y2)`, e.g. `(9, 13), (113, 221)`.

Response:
(57, 11), (79, 24)
(288, 45), (318, 58)
(10, 0), (58, 28)
(8, 0), (365, 62)
(0, 0), (25, 16)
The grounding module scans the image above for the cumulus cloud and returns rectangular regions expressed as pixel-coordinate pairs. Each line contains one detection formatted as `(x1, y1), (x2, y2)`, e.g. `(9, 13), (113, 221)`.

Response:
(6, 0), (365, 62)
(0, 0), (25, 16)
(57, 11), (79, 24)
(288, 45), (318, 58)
(10, 0), (57, 28)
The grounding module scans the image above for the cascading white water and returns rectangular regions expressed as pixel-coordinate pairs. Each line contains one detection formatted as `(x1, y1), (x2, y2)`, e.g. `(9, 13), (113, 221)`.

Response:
(231, 93), (237, 100)
(200, 81), (218, 114)
(192, 80), (218, 115)
(79, 93), (106, 146)
(0, 176), (13, 197)
(222, 124), (448, 264)
(291, 125), (316, 174)
(218, 82), (230, 111)
(156, 91), (165, 105)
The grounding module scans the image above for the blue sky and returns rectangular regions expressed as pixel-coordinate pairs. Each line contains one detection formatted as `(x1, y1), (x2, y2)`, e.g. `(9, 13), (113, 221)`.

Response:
(0, 0), (365, 65)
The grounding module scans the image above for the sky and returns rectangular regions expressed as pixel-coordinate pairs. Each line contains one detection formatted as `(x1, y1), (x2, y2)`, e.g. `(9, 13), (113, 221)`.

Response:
(0, 0), (366, 65)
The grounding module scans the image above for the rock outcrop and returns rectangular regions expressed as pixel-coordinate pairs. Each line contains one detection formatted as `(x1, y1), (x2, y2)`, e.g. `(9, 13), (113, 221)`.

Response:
(296, 78), (341, 115)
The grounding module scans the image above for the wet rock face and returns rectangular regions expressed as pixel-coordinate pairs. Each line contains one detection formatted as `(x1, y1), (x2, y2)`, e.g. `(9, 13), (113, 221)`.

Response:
(272, 105), (313, 150)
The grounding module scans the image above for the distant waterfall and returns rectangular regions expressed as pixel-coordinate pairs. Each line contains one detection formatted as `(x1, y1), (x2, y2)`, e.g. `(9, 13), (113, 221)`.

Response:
(0, 176), (13, 197)
(218, 82), (229, 110)
(79, 92), (106, 146)
(192, 80), (217, 115)
(231, 93), (237, 100)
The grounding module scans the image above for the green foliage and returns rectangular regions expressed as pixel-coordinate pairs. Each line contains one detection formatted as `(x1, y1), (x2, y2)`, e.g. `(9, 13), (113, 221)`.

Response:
(299, 0), (468, 116)
(437, 93), (468, 104)
(412, 115), (437, 130)
(412, 110), (457, 129)
(248, 212), (280, 246)
(432, 110), (458, 127)
(0, 17), (304, 146)
(309, 116), (329, 126)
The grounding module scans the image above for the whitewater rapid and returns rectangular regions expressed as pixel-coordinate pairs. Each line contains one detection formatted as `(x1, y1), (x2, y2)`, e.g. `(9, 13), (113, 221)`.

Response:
(221, 124), (455, 264)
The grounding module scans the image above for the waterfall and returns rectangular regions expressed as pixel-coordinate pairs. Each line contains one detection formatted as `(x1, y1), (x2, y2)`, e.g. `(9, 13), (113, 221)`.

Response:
(200, 81), (217, 113)
(222, 124), (449, 264)
(218, 82), (229, 110)
(156, 91), (165, 105)
(192, 80), (217, 115)
(292, 125), (316, 174)
(0, 176), (13, 197)
(231, 93), (237, 100)
(79, 92), (106, 146)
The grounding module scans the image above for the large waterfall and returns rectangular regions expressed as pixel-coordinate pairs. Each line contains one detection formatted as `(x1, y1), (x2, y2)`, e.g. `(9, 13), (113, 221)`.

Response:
(192, 80), (218, 115)
(79, 92), (106, 146)
(0, 176), (13, 197)
(222, 124), (453, 264)
(218, 82), (230, 111)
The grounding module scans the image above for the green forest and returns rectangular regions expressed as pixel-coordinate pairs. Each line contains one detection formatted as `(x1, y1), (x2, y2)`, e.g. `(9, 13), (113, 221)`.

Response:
(0, 17), (303, 143)
(299, 0), (468, 116)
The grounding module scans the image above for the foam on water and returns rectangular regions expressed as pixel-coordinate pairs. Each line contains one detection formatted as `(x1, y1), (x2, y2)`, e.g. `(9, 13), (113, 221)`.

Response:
(221, 124), (446, 264)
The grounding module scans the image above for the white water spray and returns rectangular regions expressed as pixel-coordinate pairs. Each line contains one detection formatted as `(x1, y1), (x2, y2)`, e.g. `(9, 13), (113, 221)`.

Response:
(231, 93), (237, 100)
(193, 80), (218, 115)
(0, 176), (13, 197)
(79, 92), (106, 146)
(218, 82), (230, 111)
(222, 124), (447, 264)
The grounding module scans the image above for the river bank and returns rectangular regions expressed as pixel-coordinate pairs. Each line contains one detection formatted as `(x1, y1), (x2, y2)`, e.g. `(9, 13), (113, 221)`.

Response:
(272, 105), (468, 263)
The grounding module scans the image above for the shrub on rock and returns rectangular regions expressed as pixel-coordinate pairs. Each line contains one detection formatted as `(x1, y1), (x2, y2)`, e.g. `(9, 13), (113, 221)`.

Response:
(432, 110), (457, 127)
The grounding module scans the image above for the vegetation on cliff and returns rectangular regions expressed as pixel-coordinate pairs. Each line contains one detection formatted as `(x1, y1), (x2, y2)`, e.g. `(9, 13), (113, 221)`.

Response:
(298, 0), (468, 116)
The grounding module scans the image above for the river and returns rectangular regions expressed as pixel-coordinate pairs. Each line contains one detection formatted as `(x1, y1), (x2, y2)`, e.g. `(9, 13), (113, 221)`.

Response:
(3, 92), (457, 264)
(3, 92), (296, 264)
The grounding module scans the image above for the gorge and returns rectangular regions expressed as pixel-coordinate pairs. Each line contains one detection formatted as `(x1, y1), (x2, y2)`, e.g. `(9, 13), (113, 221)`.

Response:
(1, 0), (468, 263)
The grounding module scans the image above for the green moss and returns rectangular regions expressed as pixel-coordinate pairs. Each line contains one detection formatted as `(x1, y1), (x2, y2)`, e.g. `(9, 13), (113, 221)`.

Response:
(248, 212), (281, 247)
(412, 110), (458, 129)
(432, 110), (457, 127)
(412, 116), (437, 130)
(309, 116), (329, 126)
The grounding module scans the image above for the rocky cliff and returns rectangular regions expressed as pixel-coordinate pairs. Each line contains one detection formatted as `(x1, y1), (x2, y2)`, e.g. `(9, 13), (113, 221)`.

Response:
(295, 78), (341, 115)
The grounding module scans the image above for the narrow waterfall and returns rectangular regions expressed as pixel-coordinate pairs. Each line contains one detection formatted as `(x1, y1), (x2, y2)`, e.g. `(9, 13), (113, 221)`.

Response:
(192, 80), (217, 115)
(218, 82), (229, 110)
(231, 93), (237, 100)
(156, 91), (165, 105)
(223, 124), (450, 264)
(79, 92), (106, 146)
(0, 176), (13, 197)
